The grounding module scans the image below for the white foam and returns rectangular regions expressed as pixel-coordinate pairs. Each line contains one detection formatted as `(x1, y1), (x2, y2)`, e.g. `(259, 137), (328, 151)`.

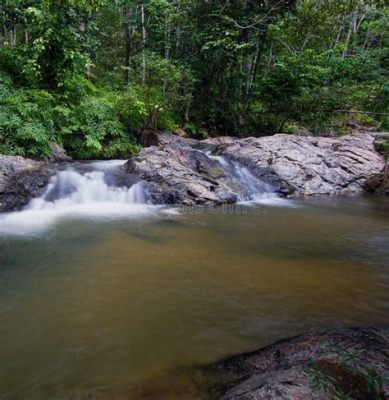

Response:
(87, 159), (127, 170)
(244, 194), (301, 208)
(0, 165), (159, 236)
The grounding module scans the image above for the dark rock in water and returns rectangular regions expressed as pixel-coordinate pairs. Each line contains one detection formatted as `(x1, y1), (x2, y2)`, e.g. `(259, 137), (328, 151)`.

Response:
(0, 155), (51, 212)
(205, 327), (389, 400)
(214, 133), (386, 196)
(48, 141), (72, 162)
(124, 140), (237, 205)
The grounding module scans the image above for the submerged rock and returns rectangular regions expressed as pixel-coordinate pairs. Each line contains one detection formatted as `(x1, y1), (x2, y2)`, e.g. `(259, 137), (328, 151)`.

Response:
(205, 327), (389, 400)
(0, 155), (51, 212)
(215, 133), (386, 196)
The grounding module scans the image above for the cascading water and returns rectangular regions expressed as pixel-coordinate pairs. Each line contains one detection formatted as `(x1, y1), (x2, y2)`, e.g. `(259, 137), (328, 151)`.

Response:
(30, 169), (146, 210)
(206, 152), (272, 201)
(0, 160), (157, 235)
(0, 151), (296, 235)
(202, 150), (292, 206)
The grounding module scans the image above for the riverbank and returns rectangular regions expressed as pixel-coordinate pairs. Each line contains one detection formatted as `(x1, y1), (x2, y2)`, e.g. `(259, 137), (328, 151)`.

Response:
(1, 131), (388, 212)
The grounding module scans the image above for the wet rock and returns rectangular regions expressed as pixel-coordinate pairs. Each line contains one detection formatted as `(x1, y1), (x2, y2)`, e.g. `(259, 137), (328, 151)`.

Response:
(216, 133), (386, 196)
(207, 327), (389, 400)
(0, 155), (51, 212)
(126, 131), (386, 204)
(48, 141), (72, 162)
(123, 141), (237, 206)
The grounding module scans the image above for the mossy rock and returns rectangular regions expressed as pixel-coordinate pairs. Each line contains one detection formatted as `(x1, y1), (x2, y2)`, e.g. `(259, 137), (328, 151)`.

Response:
(206, 166), (225, 179)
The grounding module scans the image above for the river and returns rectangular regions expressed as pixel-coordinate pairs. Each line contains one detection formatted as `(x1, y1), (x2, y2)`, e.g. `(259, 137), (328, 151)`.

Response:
(0, 160), (388, 399)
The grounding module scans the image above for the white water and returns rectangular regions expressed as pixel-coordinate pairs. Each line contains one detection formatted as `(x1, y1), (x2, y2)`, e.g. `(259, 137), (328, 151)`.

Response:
(0, 161), (160, 235)
(0, 155), (298, 235)
(206, 152), (297, 207)
(30, 169), (146, 209)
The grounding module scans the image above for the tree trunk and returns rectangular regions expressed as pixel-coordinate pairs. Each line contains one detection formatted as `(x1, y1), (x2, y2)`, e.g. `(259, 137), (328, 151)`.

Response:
(141, 4), (146, 85)
(123, 7), (133, 85)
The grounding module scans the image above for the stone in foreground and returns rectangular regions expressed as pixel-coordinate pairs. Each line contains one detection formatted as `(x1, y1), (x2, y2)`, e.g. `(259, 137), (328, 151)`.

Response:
(205, 327), (388, 400)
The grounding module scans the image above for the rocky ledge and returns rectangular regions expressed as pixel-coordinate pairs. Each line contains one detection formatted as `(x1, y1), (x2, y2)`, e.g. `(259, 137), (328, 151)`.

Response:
(214, 132), (385, 196)
(1, 131), (387, 211)
(124, 133), (238, 205)
(125, 131), (386, 204)
(204, 327), (389, 400)
(0, 155), (51, 212)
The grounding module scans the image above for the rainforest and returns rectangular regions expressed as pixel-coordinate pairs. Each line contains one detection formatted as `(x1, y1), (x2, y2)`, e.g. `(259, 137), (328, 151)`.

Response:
(0, 1), (388, 399)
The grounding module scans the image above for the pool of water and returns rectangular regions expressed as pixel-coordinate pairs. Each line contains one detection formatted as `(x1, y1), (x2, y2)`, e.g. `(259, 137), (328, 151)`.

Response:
(0, 196), (388, 399)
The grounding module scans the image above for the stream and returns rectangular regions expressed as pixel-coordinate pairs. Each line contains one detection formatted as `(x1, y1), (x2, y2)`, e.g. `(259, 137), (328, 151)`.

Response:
(0, 159), (388, 399)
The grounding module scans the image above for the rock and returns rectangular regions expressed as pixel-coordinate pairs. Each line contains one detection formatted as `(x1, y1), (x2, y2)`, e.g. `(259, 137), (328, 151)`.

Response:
(207, 327), (389, 400)
(374, 132), (389, 159)
(138, 130), (198, 148)
(125, 132), (386, 204)
(365, 162), (389, 195)
(203, 136), (239, 146)
(0, 155), (51, 212)
(48, 141), (72, 162)
(175, 128), (189, 138)
(123, 141), (237, 206)
(216, 133), (386, 196)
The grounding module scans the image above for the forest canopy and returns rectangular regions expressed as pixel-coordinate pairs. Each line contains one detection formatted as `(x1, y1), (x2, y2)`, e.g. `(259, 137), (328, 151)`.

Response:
(0, 0), (388, 159)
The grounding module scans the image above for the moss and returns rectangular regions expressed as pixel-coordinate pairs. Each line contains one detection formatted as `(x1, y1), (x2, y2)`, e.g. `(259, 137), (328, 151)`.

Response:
(375, 134), (389, 160)
(206, 167), (225, 179)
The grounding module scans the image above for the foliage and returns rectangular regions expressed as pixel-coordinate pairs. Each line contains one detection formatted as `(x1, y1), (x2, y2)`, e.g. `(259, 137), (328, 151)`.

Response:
(0, 0), (388, 159)
(309, 346), (388, 400)
(0, 73), (55, 157)
(60, 92), (140, 159)
(0, 72), (139, 159)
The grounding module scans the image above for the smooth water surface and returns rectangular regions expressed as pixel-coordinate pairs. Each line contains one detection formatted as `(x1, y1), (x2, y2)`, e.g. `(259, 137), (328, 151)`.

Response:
(0, 196), (388, 399)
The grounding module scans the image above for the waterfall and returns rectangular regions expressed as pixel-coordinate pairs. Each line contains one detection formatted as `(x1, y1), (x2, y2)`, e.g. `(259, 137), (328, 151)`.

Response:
(0, 161), (156, 235)
(206, 153), (273, 201)
(29, 169), (146, 210)
(0, 152), (296, 235)
(202, 150), (291, 206)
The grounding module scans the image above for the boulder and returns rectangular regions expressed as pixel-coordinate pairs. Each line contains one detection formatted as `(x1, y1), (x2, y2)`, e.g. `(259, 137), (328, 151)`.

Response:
(123, 141), (237, 206)
(48, 141), (72, 162)
(207, 327), (389, 400)
(374, 132), (389, 159)
(125, 132), (386, 204)
(365, 162), (389, 195)
(138, 130), (198, 148)
(0, 156), (51, 212)
(215, 133), (386, 196)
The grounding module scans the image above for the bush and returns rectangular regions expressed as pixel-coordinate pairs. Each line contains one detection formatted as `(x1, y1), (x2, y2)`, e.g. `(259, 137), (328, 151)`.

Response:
(0, 74), (55, 157)
(0, 74), (140, 159)
(60, 92), (140, 159)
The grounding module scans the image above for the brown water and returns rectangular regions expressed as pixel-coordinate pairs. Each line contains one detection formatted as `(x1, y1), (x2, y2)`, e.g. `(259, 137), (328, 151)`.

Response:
(0, 196), (388, 399)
